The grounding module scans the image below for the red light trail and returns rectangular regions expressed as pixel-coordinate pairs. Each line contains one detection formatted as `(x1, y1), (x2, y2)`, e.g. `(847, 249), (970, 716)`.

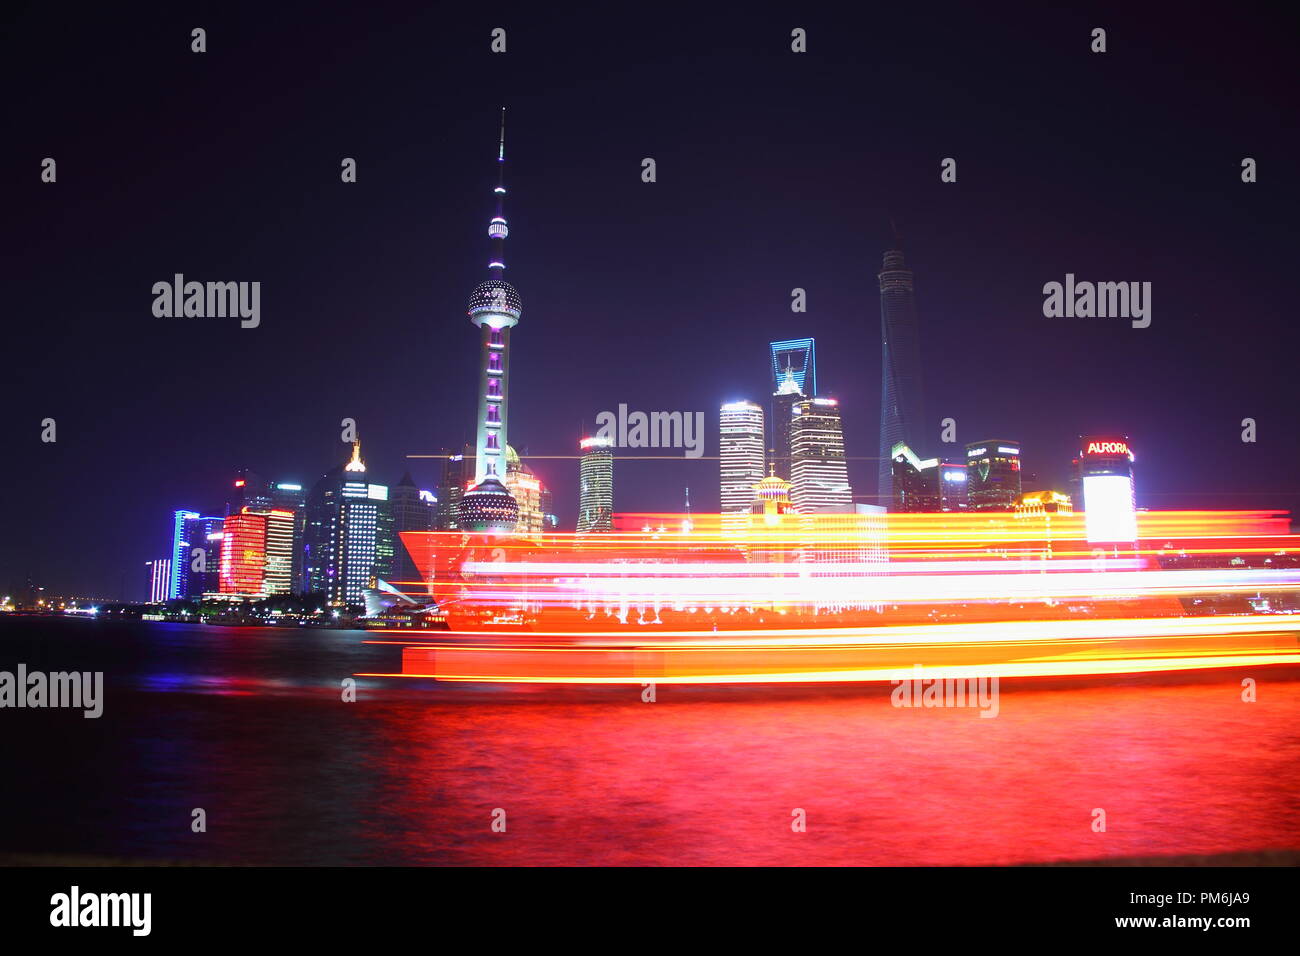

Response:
(358, 510), (1300, 684)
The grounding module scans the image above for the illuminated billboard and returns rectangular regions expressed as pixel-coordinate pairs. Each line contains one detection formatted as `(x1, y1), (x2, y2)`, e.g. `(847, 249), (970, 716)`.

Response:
(1083, 474), (1137, 543)
(1082, 439), (1133, 460)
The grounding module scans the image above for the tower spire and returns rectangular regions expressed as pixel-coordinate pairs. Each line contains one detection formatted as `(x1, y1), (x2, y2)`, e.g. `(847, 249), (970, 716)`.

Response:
(488, 106), (509, 275)
(463, 108), (522, 526)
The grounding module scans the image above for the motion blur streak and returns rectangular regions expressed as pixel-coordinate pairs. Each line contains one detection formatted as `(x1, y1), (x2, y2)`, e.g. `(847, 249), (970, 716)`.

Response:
(376, 510), (1300, 684)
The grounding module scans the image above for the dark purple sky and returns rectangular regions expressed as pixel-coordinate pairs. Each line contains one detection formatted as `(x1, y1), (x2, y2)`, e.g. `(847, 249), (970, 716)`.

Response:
(4, 2), (1297, 597)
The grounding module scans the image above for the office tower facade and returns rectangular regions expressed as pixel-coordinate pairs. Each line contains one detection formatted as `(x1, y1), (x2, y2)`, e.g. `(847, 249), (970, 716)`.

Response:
(169, 510), (199, 598)
(372, 485), (395, 583)
(460, 109), (522, 534)
(720, 401), (766, 527)
(966, 441), (1023, 511)
(219, 510), (267, 596)
(790, 397), (852, 513)
(269, 481), (307, 592)
(769, 365), (804, 482)
(890, 443), (968, 512)
(577, 435), (614, 533)
(505, 446), (547, 538)
(220, 471), (307, 593)
(146, 558), (172, 603)
(176, 514), (224, 597)
(877, 245), (926, 505)
(261, 510), (296, 595)
(1074, 436), (1137, 544)
(390, 472), (436, 587)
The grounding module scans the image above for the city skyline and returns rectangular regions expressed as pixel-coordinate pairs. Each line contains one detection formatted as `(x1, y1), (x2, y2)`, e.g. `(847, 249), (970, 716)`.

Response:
(6, 6), (1297, 599)
(5, 0), (1300, 896)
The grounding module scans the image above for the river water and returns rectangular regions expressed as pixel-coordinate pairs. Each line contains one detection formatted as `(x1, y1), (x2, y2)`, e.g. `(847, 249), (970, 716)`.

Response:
(1, 618), (1297, 865)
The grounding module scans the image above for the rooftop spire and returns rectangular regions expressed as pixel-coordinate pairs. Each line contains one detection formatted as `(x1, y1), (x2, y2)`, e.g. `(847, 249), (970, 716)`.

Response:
(345, 439), (366, 473)
(487, 107), (509, 274)
(889, 217), (904, 253)
(498, 106), (506, 167)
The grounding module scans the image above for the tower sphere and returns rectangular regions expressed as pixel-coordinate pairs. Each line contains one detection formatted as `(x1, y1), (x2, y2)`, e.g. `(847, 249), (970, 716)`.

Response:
(468, 279), (522, 326)
(457, 474), (520, 534)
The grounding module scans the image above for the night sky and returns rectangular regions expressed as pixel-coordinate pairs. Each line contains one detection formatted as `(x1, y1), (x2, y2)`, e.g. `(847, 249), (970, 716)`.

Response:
(4, 2), (1297, 598)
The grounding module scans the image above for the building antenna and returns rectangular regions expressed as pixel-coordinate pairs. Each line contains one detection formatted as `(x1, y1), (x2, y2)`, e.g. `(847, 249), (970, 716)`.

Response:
(487, 106), (509, 275)
(889, 216), (904, 251)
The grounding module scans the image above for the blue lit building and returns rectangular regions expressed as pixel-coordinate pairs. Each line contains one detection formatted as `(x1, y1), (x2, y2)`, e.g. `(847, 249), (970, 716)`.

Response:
(769, 338), (817, 398)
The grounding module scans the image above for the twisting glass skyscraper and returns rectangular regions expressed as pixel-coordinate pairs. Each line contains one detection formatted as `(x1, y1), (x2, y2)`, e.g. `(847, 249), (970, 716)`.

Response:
(877, 243), (926, 506)
(460, 109), (521, 534)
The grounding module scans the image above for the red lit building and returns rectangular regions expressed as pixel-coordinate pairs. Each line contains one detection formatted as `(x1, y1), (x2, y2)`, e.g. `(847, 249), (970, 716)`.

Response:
(219, 509), (268, 596)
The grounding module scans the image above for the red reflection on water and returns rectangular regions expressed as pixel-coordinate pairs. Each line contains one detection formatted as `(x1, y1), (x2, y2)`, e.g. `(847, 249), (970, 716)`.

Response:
(353, 677), (1300, 865)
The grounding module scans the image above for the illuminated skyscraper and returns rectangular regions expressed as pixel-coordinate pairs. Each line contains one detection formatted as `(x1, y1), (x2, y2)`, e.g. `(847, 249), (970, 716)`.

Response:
(146, 558), (171, 603)
(965, 441), (1022, 511)
(890, 443), (968, 512)
(577, 435), (614, 533)
(720, 401), (765, 529)
(219, 510), (267, 596)
(790, 397), (852, 513)
(168, 510), (199, 599)
(269, 481), (307, 592)
(460, 108), (521, 534)
(877, 242), (926, 505)
(304, 440), (389, 605)
(176, 514), (224, 597)
(1074, 436), (1137, 545)
(219, 473), (306, 593)
(770, 338), (816, 394)
(505, 446), (548, 538)
(260, 509), (295, 595)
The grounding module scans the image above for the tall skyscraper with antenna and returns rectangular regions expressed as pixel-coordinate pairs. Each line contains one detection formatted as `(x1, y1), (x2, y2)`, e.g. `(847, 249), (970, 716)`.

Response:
(459, 109), (522, 534)
(877, 233), (926, 506)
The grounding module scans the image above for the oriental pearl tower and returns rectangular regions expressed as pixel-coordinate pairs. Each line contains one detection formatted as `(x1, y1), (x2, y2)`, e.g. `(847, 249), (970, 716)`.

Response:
(458, 108), (522, 534)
